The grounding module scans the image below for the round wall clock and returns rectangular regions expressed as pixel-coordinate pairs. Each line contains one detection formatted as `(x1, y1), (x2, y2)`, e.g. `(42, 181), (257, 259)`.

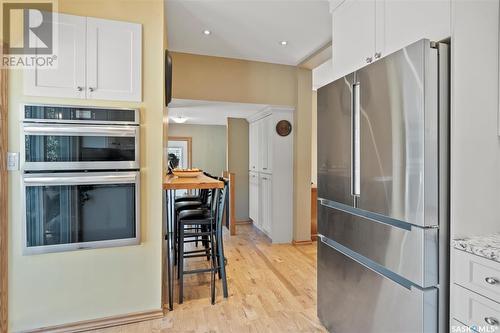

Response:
(276, 120), (292, 137)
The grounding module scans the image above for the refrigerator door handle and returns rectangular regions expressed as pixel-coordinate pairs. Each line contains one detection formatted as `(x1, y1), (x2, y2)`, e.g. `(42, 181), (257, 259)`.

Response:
(351, 82), (361, 197)
(319, 235), (434, 292)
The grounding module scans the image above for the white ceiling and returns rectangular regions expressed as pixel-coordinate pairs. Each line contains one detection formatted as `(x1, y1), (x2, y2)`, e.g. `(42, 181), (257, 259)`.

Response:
(168, 99), (268, 125)
(165, 0), (332, 66)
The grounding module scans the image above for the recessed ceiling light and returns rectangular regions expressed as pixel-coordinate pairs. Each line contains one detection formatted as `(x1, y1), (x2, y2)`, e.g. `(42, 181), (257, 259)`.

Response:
(280, 40), (288, 46)
(203, 29), (211, 35)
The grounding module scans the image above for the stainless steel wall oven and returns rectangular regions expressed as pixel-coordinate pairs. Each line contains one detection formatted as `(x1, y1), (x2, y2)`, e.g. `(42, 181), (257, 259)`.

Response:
(21, 104), (140, 255)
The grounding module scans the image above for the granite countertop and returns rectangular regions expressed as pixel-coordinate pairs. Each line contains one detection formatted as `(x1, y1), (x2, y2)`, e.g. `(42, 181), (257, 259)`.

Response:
(452, 233), (500, 263)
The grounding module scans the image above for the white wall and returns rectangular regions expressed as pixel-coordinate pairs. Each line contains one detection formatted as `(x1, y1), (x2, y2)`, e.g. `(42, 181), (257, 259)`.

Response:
(451, 0), (500, 238)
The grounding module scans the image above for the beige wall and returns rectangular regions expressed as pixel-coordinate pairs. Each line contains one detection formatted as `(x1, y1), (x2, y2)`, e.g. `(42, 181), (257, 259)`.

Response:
(227, 118), (250, 221)
(172, 53), (312, 241)
(168, 124), (227, 176)
(7, 0), (165, 331)
(293, 69), (313, 241)
(171, 52), (297, 106)
(311, 91), (318, 185)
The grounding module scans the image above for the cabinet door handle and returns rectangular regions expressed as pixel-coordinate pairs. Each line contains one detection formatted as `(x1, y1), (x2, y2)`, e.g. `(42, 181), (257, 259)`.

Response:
(365, 57), (373, 63)
(485, 317), (499, 326)
(76, 86), (83, 92)
(485, 277), (499, 285)
(88, 87), (95, 92)
(374, 52), (382, 59)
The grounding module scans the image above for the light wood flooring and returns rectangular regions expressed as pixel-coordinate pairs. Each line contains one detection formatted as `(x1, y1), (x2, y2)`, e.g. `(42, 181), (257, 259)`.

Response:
(90, 224), (326, 333)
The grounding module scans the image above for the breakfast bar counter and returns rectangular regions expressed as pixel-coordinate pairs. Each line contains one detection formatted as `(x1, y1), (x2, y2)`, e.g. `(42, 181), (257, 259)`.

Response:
(163, 174), (224, 190)
(163, 173), (224, 310)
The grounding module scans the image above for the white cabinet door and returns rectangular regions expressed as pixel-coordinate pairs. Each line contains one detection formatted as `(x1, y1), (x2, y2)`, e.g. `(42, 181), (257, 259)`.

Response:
(249, 122), (258, 172)
(24, 13), (86, 98)
(260, 115), (273, 173)
(260, 174), (272, 234)
(383, 0), (451, 56)
(86, 17), (142, 101)
(265, 116), (273, 173)
(332, 0), (376, 80)
(255, 119), (263, 172)
(249, 172), (260, 227)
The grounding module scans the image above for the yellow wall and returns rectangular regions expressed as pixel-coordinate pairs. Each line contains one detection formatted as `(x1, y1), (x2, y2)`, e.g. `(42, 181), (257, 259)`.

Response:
(171, 52), (297, 106)
(227, 118), (250, 221)
(7, 0), (165, 331)
(311, 91), (317, 185)
(172, 52), (312, 241)
(293, 69), (313, 241)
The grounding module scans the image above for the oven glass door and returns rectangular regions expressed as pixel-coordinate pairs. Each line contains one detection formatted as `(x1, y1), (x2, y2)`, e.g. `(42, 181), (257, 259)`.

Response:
(22, 123), (139, 171)
(23, 171), (140, 254)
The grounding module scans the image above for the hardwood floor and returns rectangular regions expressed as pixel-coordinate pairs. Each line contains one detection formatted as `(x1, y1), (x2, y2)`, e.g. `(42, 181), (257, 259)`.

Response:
(90, 224), (325, 333)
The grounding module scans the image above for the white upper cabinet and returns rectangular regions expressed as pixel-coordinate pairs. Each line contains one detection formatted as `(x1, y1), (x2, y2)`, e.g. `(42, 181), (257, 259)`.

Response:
(24, 14), (142, 102)
(332, 0), (376, 80)
(383, 0), (451, 56)
(86, 18), (142, 102)
(331, 0), (451, 80)
(24, 14), (86, 99)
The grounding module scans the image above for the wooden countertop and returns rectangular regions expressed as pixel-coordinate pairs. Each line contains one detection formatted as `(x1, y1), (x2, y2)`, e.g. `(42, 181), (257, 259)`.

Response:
(163, 174), (224, 190)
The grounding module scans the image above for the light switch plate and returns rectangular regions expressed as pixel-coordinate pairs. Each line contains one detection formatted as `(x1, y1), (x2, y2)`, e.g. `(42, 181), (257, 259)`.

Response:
(7, 152), (19, 171)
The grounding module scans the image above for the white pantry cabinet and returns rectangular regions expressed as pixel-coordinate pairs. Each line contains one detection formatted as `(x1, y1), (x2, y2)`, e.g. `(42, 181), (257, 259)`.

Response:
(259, 115), (273, 173)
(248, 107), (293, 243)
(249, 171), (260, 227)
(331, 0), (451, 80)
(259, 174), (272, 234)
(249, 122), (259, 172)
(25, 14), (142, 102)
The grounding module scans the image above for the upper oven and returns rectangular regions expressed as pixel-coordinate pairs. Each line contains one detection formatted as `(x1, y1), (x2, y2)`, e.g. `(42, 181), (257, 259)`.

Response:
(21, 104), (139, 171)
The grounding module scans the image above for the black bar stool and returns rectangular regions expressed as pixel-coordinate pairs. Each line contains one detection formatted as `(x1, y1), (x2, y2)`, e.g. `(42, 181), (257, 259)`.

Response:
(177, 179), (229, 304)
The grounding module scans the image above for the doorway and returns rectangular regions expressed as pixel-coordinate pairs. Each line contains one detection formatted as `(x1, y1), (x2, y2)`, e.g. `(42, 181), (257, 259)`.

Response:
(167, 136), (192, 170)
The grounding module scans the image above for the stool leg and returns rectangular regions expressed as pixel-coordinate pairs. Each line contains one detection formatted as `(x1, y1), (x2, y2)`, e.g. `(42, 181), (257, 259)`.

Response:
(173, 209), (177, 265)
(217, 223), (228, 298)
(179, 224), (184, 304)
(202, 225), (210, 261)
(210, 223), (216, 305)
(177, 222), (182, 279)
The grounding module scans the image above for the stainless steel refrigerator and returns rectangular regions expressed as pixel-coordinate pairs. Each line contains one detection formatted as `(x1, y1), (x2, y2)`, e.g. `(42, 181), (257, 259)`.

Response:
(317, 39), (449, 333)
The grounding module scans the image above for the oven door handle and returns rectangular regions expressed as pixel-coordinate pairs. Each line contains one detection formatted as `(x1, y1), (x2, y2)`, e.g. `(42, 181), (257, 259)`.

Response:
(23, 172), (139, 186)
(22, 124), (138, 137)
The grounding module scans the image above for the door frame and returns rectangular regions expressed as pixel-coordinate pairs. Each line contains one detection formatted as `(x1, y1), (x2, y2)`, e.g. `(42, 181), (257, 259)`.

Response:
(1, 42), (9, 332)
(167, 136), (192, 169)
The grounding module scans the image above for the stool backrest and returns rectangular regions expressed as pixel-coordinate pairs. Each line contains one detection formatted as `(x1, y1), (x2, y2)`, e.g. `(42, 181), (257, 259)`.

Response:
(216, 178), (229, 230)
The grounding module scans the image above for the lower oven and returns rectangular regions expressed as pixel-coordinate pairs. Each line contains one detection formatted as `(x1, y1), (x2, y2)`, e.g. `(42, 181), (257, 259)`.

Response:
(22, 171), (140, 255)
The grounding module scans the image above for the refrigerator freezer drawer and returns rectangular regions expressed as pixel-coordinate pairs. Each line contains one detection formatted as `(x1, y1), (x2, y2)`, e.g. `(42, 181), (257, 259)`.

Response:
(318, 239), (438, 333)
(318, 200), (438, 288)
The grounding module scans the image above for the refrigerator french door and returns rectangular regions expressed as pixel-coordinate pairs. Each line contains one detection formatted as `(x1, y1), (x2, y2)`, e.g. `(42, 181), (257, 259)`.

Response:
(317, 39), (449, 333)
